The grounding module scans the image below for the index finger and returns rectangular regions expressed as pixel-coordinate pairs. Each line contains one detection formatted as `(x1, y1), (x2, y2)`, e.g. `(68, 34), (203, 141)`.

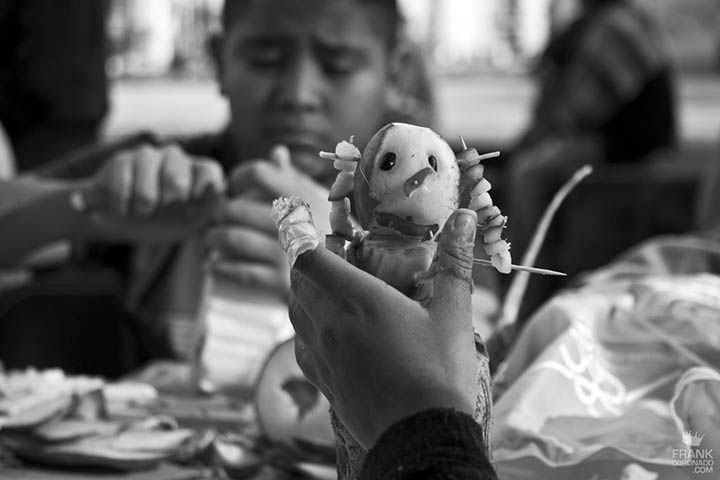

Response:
(228, 161), (288, 199)
(217, 197), (276, 235)
(293, 246), (382, 302)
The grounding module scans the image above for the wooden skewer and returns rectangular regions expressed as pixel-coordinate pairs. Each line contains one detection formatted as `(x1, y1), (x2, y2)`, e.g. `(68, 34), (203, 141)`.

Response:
(475, 151), (501, 161)
(473, 258), (566, 276)
(458, 136), (501, 161)
(459, 135), (468, 151)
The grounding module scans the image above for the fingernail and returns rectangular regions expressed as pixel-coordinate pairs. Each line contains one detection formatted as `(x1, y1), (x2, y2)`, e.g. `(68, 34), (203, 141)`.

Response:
(454, 211), (476, 233)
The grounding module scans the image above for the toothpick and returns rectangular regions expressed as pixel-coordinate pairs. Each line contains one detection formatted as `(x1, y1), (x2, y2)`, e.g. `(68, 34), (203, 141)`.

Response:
(475, 151), (501, 161)
(459, 135), (468, 151)
(473, 258), (566, 276)
(458, 136), (501, 161)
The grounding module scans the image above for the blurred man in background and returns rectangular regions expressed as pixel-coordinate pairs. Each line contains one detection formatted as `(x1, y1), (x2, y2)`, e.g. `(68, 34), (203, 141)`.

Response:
(0, 0), (434, 366)
(506, 0), (678, 322)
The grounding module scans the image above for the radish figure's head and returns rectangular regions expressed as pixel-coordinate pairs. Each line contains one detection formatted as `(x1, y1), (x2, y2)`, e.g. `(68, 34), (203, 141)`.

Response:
(354, 123), (460, 240)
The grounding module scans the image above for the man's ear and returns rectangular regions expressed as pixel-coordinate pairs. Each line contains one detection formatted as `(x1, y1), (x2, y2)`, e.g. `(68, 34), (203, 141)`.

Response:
(387, 39), (412, 94)
(207, 31), (226, 96)
(386, 39), (436, 127)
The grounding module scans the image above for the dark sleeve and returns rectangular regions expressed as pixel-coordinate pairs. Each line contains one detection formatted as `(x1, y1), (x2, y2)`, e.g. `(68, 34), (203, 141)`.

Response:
(360, 408), (499, 480)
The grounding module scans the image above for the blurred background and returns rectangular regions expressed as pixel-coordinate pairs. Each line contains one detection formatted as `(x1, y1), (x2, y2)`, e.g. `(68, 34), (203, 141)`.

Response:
(1, 0), (714, 327)
(103, 0), (720, 147)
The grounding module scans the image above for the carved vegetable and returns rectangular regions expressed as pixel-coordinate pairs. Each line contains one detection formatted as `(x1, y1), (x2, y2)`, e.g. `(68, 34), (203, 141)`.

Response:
(319, 122), (512, 296)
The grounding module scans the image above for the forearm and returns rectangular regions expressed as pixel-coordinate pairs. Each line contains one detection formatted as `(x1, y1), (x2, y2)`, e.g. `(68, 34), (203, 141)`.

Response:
(360, 408), (498, 480)
(0, 177), (101, 267)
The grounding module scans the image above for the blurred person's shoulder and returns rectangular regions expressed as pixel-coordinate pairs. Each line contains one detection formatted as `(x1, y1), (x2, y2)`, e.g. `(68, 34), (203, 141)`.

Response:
(581, 0), (674, 71)
(589, 1), (672, 54)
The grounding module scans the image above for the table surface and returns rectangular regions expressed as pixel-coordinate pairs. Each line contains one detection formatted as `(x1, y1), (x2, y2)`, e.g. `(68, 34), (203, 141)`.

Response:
(0, 464), (212, 480)
(0, 362), (333, 480)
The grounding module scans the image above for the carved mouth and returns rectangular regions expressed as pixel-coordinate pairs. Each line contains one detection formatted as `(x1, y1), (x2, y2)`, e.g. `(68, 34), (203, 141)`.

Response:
(374, 212), (439, 240)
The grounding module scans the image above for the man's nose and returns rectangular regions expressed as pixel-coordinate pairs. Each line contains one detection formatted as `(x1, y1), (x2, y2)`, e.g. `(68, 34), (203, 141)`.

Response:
(276, 55), (323, 112)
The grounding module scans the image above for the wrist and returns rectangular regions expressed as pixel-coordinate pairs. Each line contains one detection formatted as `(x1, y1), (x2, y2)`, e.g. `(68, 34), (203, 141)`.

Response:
(368, 386), (476, 449)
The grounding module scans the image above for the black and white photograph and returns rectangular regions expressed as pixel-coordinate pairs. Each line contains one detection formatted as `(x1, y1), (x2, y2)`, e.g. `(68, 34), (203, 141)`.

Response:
(0, 0), (719, 479)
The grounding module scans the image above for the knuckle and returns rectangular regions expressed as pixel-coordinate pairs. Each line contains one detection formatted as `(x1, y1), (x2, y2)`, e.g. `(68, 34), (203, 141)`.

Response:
(137, 143), (158, 157)
(438, 242), (474, 281)
(339, 295), (365, 323)
(163, 142), (183, 155)
(161, 168), (189, 192)
(318, 326), (337, 353)
(134, 191), (156, 209)
(197, 160), (226, 190)
(198, 158), (223, 177)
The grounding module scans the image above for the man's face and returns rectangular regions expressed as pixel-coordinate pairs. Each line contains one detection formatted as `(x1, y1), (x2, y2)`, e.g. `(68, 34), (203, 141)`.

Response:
(219, 0), (395, 181)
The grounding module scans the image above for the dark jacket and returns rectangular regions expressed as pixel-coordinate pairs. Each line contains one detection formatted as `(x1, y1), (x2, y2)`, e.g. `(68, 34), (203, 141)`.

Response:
(361, 408), (499, 480)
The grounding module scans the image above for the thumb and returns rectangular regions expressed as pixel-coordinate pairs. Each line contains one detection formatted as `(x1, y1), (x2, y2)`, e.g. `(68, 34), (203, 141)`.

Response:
(430, 209), (477, 319)
(269, 144), (293, 171)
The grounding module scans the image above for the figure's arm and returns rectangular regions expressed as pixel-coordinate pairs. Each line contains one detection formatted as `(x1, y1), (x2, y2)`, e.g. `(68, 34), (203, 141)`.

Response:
(457, 147), (511, 274)
(321, 137), (363, 256)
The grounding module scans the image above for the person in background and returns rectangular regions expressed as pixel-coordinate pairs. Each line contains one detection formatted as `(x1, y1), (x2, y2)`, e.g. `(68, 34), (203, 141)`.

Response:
(0, 0), (435, 361)
(288, 209), (499, 479)
(506, 0), (678, 322)
(0, 0), (110, 171)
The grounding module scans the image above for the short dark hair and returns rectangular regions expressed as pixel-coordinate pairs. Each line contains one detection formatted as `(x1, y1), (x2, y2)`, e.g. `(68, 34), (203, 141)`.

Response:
(221, 0), (402, 48)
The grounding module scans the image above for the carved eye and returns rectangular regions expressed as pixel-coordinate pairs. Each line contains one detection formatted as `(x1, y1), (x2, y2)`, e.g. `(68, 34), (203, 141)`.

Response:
(428, 155), (438, 172)
(379, 152), (396, 171)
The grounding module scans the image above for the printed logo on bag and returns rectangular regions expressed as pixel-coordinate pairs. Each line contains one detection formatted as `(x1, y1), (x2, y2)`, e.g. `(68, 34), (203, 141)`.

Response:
(672, 430), (714, 475)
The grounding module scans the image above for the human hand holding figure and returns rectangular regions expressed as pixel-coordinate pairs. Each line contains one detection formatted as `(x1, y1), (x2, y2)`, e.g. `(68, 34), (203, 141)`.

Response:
(73, 144), (225, 242)
(206, 145), (331, 295)
(288, 208), (482, 450)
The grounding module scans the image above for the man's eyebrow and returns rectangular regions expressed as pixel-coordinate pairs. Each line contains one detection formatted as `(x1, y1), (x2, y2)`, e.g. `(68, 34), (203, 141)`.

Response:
(237, 34), (290, 47)
(313, 38), (366, 54)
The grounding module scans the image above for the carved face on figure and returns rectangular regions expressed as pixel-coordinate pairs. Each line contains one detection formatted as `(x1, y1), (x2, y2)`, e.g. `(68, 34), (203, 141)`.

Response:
(354, 123), (461, 240)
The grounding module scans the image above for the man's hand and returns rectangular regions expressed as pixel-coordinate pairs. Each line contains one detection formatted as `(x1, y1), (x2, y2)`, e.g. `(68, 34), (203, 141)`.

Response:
(73, 144), (225, 242)
(206, 195), (290, 294)
(289, 209), (481, 450)
(206, 145), (331, 296)
(227, 145), (331, 235)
